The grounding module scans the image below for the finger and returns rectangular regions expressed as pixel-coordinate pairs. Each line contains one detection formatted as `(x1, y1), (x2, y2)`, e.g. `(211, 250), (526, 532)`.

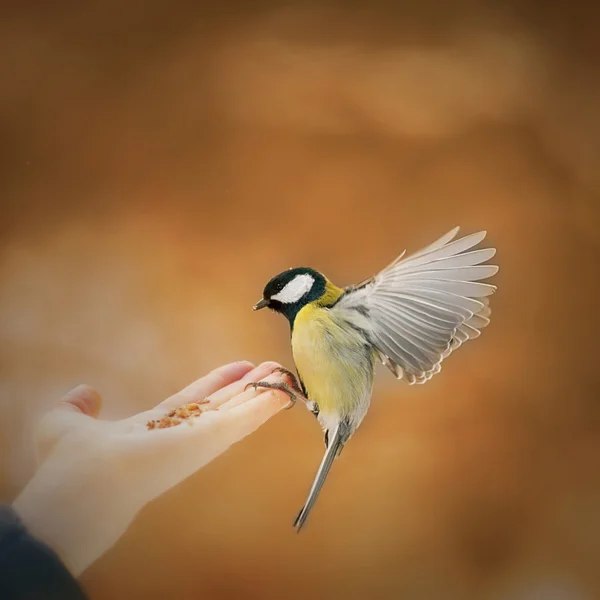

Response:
(201, 361), (282, 409)
(157, 361), (255, 410)
(36, 385), (103, 461)
(220, 388), (288, 439)
(218, 372), (291, 410)
(127, 362), (284, 427)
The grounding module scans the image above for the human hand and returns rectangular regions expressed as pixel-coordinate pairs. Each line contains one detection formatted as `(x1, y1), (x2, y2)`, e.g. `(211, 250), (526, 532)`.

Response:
(12, 361), (292, 576)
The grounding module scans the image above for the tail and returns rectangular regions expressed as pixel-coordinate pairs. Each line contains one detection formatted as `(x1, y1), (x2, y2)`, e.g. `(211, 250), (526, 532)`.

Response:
(293, 425), (345, 532)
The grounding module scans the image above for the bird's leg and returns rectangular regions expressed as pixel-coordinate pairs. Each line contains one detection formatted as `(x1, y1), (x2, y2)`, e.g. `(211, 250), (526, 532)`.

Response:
(269, 367), (304, 395)
(244, 381), (299, 410)
(245, 368), (315, 411)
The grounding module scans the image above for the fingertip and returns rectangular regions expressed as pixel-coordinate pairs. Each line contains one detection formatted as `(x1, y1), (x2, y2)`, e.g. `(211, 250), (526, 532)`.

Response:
(206, 361), (257, 391)
(238, 360), (255, 369)
(213, 361), (255, 378)
(256, 361), (282, 373)
(235, 388), (288, 423)
(233, 360), (255, 370)
(234, 361), (283, 387)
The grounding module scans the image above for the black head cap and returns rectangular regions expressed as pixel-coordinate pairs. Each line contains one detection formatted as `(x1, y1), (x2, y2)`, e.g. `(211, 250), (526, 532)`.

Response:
(253, 267), (326, 324)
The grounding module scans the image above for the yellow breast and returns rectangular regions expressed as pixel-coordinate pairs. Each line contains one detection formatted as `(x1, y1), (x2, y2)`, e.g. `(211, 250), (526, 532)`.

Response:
(291, 302), (375, 421)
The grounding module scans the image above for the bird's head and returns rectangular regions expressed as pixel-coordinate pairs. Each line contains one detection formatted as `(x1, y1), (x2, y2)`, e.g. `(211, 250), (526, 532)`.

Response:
(253, 267), (342, 323)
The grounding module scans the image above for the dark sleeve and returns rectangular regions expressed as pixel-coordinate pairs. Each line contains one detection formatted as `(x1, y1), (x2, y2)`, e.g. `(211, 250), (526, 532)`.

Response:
(0, 506), (87, 600)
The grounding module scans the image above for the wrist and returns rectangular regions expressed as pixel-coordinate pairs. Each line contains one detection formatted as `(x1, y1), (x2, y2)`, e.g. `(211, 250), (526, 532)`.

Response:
(12, 434), (134, 576)
(12, 484), (78, 575)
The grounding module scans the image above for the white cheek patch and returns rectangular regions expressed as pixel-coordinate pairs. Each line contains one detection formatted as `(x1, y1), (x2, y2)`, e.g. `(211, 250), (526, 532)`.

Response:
(272, 274), (315, 304)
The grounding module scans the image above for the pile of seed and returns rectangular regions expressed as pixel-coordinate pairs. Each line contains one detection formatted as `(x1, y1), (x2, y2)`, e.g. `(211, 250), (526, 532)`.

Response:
(146, 400), (209, 430)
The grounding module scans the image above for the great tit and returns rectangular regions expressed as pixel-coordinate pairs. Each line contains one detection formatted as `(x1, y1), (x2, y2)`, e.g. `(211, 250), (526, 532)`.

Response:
(250, 227), (498, 531)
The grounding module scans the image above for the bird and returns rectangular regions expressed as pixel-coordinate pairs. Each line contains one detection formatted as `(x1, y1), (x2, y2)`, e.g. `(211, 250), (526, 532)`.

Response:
(248, 227), (498, 531)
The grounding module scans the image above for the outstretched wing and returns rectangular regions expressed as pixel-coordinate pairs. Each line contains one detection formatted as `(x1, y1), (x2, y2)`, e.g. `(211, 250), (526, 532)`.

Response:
(335, 227), (498, 384)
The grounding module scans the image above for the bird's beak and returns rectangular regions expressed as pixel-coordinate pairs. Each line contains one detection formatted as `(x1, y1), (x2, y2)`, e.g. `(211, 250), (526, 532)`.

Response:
(253, 298), (269, 311)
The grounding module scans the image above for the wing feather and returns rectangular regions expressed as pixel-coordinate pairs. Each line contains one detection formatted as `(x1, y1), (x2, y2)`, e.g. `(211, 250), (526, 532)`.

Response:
(387, 248), (496, 276)
(404, 226), (461, 260)
(375, 297), (456, 333)
(398, 265), (498, 281)
(337, 228), (498, 383)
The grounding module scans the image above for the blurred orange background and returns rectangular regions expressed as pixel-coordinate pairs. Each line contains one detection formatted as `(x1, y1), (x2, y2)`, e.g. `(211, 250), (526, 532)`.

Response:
(1, 1), (599, 598)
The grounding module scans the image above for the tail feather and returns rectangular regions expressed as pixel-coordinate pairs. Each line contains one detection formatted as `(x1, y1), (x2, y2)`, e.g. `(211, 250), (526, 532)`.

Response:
(293, 425), (345, 532)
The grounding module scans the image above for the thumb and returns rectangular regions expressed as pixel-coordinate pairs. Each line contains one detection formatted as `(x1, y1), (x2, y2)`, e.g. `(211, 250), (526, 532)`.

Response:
(57, 384), (103, 418)
(36, 385), (103, 462)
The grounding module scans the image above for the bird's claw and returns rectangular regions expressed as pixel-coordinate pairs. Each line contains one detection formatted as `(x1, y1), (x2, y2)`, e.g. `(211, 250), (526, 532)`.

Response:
(244, 381), (298, 409)
(269, 367), (304, 395)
